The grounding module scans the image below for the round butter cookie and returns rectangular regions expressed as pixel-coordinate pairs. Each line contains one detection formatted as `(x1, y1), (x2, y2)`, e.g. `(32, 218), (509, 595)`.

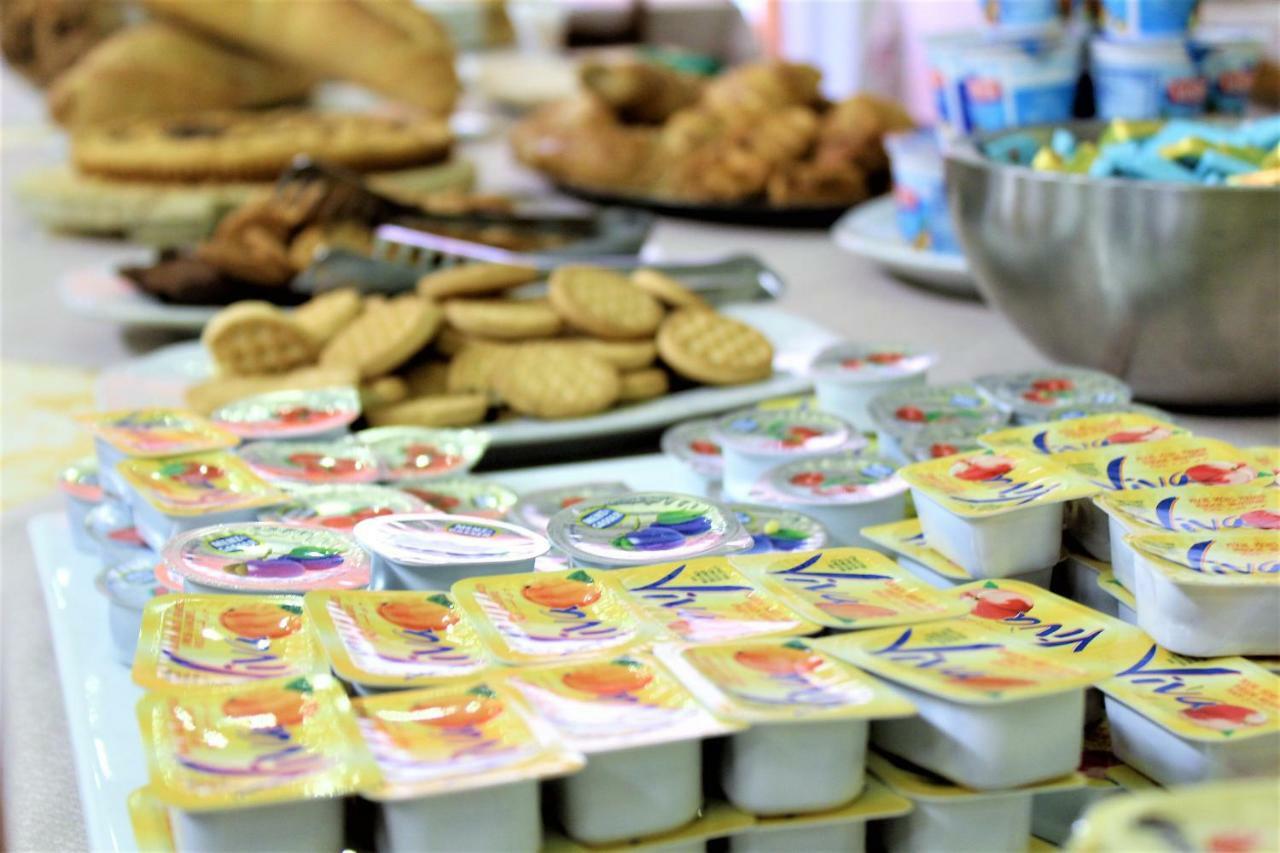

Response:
(416, 263), (539, 299)
(319, 294), (442, 379)
(548, 265), (664, 340)
(365, 394), (488, 428)
(656, 308), (773, 385)
(618, 367), (670, 402)
(202, 301), (320, 376)
(443, 298), (562, 340)
(493, 346), (620, 419)
(630, 268), (710, 310)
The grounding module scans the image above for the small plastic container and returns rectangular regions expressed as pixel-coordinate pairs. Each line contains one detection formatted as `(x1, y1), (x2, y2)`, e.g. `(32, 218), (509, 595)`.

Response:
(453, 567), (657, 665)
(1192, 30), (1264, 114)
(546, 492), (751, 569)
(862, 518), (979, 589)
(885, 132), (961, 256)
(1100, 645), (1280, 786)
(132, 593), (326, 692)
(96, 555), (166, 667)
(660, 418), (724, 495)
(1050, 551), (1121, 615)
(808, 343), (935, 431)
(136, 673), (376, 853)
(1099, 0), (1199, 41)
(979, 411), (1184, 456)
(543, 800), (754, 853)
(395, 476), (518, 520)
(163, 522), (370, 595)
(951, 35), (1082, 133)
(657, 638), (914, 816)
(354, 513), (549, 591)
(747, 452), (908, 549)
(515, 482), (630, 533)
(503, 652), (742, 846)
(1095, 570), (1140, 623)
(79, 407), (239, 499)
(869, 383), (1007, 464)
(899, 434), (987, 464)
(728, 778), (911, 853)
(352, 681), (584, 853)
(714, 408), (859, 501)
(210, 387), (361, 441)
(975, 368), (1132, 425)
(730, 503), (829, 554)
(117, 450), (286, 552)
(819, 617), (1096, 790)
(258, 483), (427, 532)
(356, 426), (489, 481)
(57, 456), (103, 553)
(901, 449), (1096, 577)
(979, 0), (1066, 32)
(238, 438), (382, 485)
(84, 499), (153, 566)
(731, 547), (968, 632)
(1124, 530), (1280, 657)
(1092, 37), (1207, 120)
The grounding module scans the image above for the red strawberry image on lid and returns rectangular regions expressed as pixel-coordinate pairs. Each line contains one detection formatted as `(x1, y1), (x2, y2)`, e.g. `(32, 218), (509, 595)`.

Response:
(950, 455), (1016, 482)
(1106, 425), (1174, 445)
(276, 406), (318, 425)
(930, 443), (959, 458)
(1184, 462), (1256, 487)
(689, 439), (720, 456)
(789, 471), (824, 487)
(895, 405), (927, 423)
(1181, 702), (1267, 731)
(963, 586), (1034, 620)
(1240, 509), (1280, 530)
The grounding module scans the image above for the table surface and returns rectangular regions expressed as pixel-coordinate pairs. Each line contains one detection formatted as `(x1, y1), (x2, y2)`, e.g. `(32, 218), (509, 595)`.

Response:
(2, 69), (1276, 852)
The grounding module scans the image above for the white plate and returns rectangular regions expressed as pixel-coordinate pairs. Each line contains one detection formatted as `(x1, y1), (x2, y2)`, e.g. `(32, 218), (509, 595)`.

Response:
(59, 265), (216, 332)
(832, 196), (978, 298)
(29, 452), (703, 852)
(95, 302), (835, 447)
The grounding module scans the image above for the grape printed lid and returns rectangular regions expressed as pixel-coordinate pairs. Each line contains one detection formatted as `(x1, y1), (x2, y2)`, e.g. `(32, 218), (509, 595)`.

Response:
(239, 439), (382, 485)
(730, 503), (830, 553)
(211, 387), (361, 440)
(515, 482), (630, 533)
(163, 522), (370, 592)
(661, 418), (724, 478)
(356, 426), (488, 481)
(258, 484), (426, 532)
(546, 492), (752, 568)
(976, 368), (1132, 421)
(869, 383), (1007, 438)
(809, 342), (935, 382)
(354, 513), (549, 568)
(714, 407), (856, 456)
(749, 451), (907, 506)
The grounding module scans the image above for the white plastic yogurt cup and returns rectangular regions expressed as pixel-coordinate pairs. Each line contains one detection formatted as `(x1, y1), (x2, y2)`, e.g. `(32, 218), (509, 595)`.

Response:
(914, 490), (1065, 578)
(170, 798), (344, 853)
(808, 343), (935, 431)
(882, 789), (1035, 853)
(1092, 37), (1206, 120)
(85, 499), (153, 567)
(379, 780), (540, 853)
(1191, 28), (1264, 114)
(58, 457), (102, 553)
(714, 407), (859, 501)
(514, 482), (630, 534)
(950, 34), (1082, 133)
(661, 418), (725, 495)
(869, 383), (1008, 465)
(975, 368), (1132, 425)
(1100, 0), (1198, 41)
(95, 556), (165, 667)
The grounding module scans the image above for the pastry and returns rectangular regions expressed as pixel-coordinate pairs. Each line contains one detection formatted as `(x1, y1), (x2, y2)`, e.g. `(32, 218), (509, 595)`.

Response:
(1, 0), (122, 85)
(548, 265), (664, 340)
(656, 308), (773, 385)
(579, 59), (703, 124)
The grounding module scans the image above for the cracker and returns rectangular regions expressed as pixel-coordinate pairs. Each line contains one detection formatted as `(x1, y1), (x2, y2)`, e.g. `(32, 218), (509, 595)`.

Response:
(202, 301), (320, 376)
(548, 265), (664, 339)
(433, 324), (470, 356)
(656, 308), (774, 385)
(293, 288), (362, 345)
(443, 298), (562, 340)
(185, 366), (358, 414)
(446, 342), (515, 396)
(366, 394), (488, 428)
(402, 360), (451, 396)
(319, 294), (442, 379)
(539, 338), (658, 370)
(360, 375), (409, 409)
(618, 367), (669, 402)
(416, 263), (539, 299)
(493, 346), (620, 419)
(630, 268), (710, 310)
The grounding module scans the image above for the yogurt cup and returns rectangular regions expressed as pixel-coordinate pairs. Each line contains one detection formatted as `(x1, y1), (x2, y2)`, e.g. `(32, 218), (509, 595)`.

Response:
(396, 476), (517, 520)
(808, 343), (935, 431)
(1100, 644), (1280, 786)
(660, 418), (724, 495)
(617, 556), (818, 645)
(210, 387), (361, 441)
(1092, 37), (1207, 120)
(542, 800), (754, 853)
(862, 518), (980, 589)
(96, 555), (166, 667)
(1095, 570), (1140, 624)
(1124, 530), (1280, 657)
(885, 132), (962, 256)
(979, 0), (1067, 32)
(136, 673), (376, 853)
(356, 426), (489, 481)
(163, 522), (370, 595)
(1099, 0), (1198, 40)
(515, 482), (630, 534)
(117, 451), (287, 552)
(714, 408), (859, 501)
(85, 499), (153, 567)
(238, 438), (382, 485)
(747, 452), (908, 549)
(454, 567), (657, 665)
(352, 681), (584, 853)
(132, 593), (326, 692)
(258, 483), (427, 532)
(657, 638), (915, 816)
(502, 652), (742, 845)
(80, 407), (239, 499)
(727, 779), (911, 853)
(546, 492), (751, 569)
(819, 617), (1097, 790)
(58, 456), (102, 553)
(730, 548), (969, 632)
(731, 503), (829, 554)
(354, 513), (549, 591)
(974, 368), (1132, 425)
(869, 383), (1008, 464)
(304, 590), (493, 692)
(868, 750), (1085, 853)
(899, 434), (987, 463)
(900, 449), (1098, 577)
(979, 411), (1184, 456)
(1050, 551), (1121, 615)
(951, 34), (1082, 133)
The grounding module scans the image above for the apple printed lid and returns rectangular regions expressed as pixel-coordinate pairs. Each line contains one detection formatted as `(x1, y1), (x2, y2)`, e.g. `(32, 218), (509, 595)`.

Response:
(868, 383), (1007, 438)
(661, 418), (725, 478)
(980, 412), (1188, 456)
(1124, 530), (1280, 586)
(714, 407), (856, 455)
(730, 503), (829, 554)
(395, 477), (518, 521)
(749, 451), (906, 506)
(257, 484), (426, 532)
(57, 456), (102, 503)
(515, 481), (631, 533)
(210, 387), (361, 441)
(1095, 483), (1280, 536)
(356, 426), (489, 481)
(239, 439), (382, 485)
(1051, 436), (1262, 493)
(117, 451), (286, 518)
(80, 408), (239, 458)
(899, 448), (1099, 517)
(546, 492), (751, 568)
(809, 342), (935, 381)
(975, 369), (1132, 420)
(162, 522), (370, 592)
(96, 555), (165, 610)
(353, 513), (549, 567)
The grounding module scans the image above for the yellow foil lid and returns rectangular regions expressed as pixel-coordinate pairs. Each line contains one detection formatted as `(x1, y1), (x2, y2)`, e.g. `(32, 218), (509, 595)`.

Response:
(1053, 436), (1262, 493)
(899, 448), (1099, 518)
(1096, 483), (1279, 535)
(81, 408), (238, 458)
(861, 519), (973, 581)
(117, 451), (285, 517)
(979, 413), (1185, 456)
(1126, 529), (1280, 586)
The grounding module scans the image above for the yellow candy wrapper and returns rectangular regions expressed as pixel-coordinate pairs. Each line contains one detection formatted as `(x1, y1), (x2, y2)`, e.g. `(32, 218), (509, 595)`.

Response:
(81, 408), (238, 457)
(868, 750), (1085, 801)
(899, 449), (1099, 518)
(304, 590), (493, 690)
(979, 413), (1185, 456)
(615, 556), (818, 644)
(731, 548), (969, 630)
(1053, 436), (1261, 493)
(136, 673), (376, 811)
(861, 519), (972, 582)
(352, 680), (583, 800)
(655, 637), (914, 724)
(1125, 529), (1280, 586)
(132, 594), (326, 692)
(128, 787), (176, 853)
(118, 451), (285, 517)
(1097, 483), (1280, 535)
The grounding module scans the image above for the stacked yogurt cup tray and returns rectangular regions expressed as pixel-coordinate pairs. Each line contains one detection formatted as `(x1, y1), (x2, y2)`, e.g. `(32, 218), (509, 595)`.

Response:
(56, 367), (1278, 850)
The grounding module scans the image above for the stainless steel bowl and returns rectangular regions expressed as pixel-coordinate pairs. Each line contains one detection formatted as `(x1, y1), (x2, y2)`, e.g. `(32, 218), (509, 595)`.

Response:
(946, 121), (1280, 406)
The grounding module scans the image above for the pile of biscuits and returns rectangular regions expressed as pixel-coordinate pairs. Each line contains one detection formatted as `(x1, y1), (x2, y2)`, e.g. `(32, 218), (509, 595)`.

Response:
(193, 264), (775, 423)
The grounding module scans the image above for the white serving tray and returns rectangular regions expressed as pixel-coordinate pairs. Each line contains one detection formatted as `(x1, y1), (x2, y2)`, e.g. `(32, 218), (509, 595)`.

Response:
(832, 196), (977, 298)
(94, 302), (834, 448)
(29, 452), (703, 852)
